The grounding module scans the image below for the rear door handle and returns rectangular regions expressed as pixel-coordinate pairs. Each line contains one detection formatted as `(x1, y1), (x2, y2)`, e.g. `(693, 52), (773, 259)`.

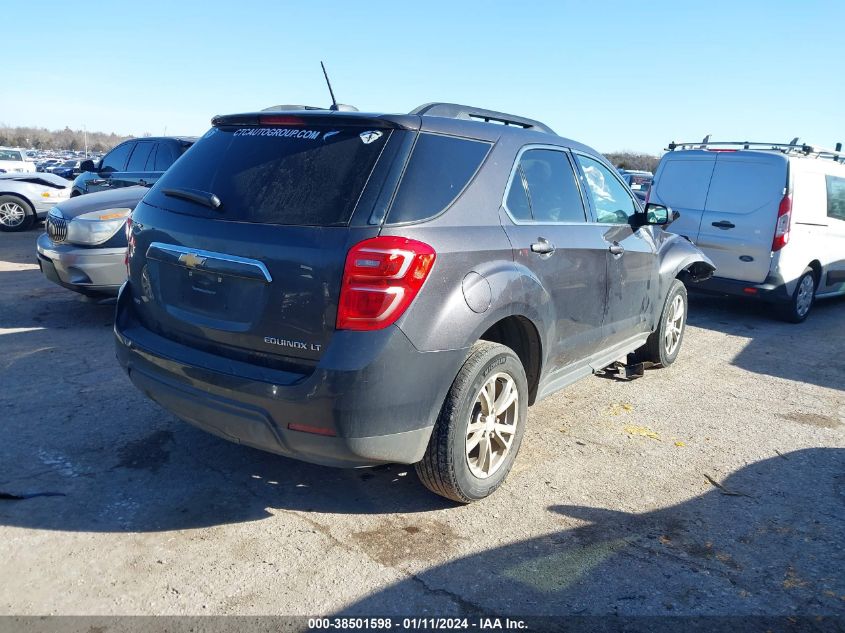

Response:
(711, 220), (735, 229)
(609, 243), (625, 256)
(530, 238), (556, 255)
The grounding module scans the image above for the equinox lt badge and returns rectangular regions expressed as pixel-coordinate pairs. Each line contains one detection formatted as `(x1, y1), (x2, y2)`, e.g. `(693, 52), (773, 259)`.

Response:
(264, 336), (321, 352)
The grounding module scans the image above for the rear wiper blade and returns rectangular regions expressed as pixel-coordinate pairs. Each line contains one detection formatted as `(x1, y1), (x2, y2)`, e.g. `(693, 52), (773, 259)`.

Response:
(162, 187), (222, 210)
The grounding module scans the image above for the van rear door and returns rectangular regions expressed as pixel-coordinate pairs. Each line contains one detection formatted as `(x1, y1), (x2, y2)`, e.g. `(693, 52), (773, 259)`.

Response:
(651, 152), (715, 242)
(697, 152), (787, 283)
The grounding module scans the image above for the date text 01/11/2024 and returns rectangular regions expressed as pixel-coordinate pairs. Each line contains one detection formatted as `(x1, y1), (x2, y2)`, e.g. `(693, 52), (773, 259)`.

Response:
(306, 617), (528, 630)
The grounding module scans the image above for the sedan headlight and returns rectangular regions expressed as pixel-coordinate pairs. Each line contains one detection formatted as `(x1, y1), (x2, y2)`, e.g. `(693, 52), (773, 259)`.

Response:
(65, 208), (132, 245)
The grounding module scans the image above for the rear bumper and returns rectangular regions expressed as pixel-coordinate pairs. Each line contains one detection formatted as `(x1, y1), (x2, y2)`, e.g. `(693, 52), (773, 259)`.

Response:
(114, 284), (466, 468)
(36, 233), (125, 295)
(689, 273), (792, 302)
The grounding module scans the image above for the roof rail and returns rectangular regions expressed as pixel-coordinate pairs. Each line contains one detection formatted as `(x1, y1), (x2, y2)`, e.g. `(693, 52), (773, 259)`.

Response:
(410, 103), (555, 135)
(666, 139), (845, 163)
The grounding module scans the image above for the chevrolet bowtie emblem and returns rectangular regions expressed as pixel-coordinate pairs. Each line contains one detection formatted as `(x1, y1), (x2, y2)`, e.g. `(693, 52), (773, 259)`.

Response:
(179, 252), (207, 268)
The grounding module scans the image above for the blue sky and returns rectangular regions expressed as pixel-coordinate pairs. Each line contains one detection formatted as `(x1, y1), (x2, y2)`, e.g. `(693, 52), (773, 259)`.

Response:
(2, 0), (843, 154)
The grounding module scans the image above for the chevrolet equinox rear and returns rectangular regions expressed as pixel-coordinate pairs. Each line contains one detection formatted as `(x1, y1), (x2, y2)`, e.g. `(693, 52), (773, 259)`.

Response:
(116, 103), (714, 502)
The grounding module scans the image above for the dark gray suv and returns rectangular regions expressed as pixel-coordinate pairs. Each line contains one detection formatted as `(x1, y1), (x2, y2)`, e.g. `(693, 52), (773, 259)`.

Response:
(115, 103), (714, 502)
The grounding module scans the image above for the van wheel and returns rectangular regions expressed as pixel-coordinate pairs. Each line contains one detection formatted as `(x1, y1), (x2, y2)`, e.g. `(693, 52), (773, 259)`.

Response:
(634, 279), (687, 367)
(0, 196), (35, 232)
(415, 341), (528, 503)
(779, 269), (816, 323)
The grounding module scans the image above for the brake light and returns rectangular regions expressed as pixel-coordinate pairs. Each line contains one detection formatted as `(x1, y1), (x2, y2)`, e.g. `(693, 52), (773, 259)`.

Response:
(336, 236), (436, 331)
(772, 195), (792, 252)
(259, 115), (305, 126)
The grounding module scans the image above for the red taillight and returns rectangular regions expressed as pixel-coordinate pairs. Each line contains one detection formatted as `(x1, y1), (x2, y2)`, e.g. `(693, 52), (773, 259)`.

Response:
(336, 236), (436, 331)
(772, 195), (792, 252)
(259, 115), (305, 126)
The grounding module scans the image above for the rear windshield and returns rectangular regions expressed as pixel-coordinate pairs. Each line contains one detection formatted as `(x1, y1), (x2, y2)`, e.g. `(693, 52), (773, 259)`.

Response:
(705, 159), (785, 214)
(654, 158), (714, 210)
(145, 125), (389, 226)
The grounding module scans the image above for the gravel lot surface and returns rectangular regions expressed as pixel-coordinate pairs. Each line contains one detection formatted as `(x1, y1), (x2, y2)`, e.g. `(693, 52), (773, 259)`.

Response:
(1, 228), (843, 618)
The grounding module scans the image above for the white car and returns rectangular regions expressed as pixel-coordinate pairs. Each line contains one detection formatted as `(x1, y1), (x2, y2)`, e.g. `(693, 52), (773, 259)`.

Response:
(0, 172), (72, 232)
(650, 139), (845, 322)
(0, 147), (37, 174)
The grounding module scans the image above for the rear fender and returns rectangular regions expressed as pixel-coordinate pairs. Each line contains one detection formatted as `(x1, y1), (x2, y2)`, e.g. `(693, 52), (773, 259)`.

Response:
(397, 258), (550, 357)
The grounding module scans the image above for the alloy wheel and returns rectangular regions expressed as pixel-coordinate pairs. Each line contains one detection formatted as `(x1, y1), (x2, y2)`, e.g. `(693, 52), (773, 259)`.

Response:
(663, 294), (685, 357)
(466, 372), (519, 479)
(0, 202), (25, 227)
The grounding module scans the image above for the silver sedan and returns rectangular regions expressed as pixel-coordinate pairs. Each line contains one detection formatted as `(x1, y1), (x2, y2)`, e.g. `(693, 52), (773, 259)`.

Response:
(37, 186), (146, 296)
(0, 172), (72, 232)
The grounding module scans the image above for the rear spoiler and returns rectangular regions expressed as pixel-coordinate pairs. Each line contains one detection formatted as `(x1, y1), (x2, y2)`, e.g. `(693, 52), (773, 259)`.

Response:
(211, 111), (420, 131)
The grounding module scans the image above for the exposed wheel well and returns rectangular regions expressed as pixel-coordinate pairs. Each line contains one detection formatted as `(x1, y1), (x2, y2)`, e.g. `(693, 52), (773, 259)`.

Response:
(808, 260), (822, 287)
(479, 316), (542, 405)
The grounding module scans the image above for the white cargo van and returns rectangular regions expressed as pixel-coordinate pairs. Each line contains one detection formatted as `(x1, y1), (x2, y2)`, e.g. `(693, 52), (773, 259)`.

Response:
(649, 140), (845, 322)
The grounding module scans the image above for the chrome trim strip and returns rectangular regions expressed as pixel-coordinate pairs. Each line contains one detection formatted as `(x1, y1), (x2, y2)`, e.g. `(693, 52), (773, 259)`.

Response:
(147, 242), (273, 283)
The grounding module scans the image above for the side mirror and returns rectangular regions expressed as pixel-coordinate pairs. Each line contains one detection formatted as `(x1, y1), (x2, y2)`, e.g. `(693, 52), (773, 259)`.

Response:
(641, 203), (680, 226)
(80, 160), (97, 173)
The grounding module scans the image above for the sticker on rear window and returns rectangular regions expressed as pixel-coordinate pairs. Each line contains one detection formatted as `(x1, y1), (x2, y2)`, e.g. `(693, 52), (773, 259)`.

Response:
(360, 131), (383, 145)
(233, 128), (321, 139)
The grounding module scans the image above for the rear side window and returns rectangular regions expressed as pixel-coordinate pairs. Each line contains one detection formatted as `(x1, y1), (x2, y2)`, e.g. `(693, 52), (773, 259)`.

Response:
(146, 126), (389, 226)
(101, 142), (133, 173)
(654, 158), (714, 210)
(506, 172), (532, 221)
(705, 159), (785, 214)
(386, 133), (490, 224)
(153, 143), (177, 171)
(127, 142), (155, 171)
(506, 149), (586, 223)
(827, 175), (845, 221)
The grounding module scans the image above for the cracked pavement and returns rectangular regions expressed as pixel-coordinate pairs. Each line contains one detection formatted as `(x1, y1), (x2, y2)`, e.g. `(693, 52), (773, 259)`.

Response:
(1, 229), (844, 617)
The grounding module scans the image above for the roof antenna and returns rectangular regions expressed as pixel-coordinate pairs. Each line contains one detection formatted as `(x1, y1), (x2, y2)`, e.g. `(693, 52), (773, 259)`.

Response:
(321, 61), (339, 111)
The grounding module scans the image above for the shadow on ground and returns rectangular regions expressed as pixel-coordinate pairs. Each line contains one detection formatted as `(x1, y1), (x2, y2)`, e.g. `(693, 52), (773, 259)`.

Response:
(687, 292), (845, 391)
(337, 448), (845, 616)
(0, 401), (452, 533)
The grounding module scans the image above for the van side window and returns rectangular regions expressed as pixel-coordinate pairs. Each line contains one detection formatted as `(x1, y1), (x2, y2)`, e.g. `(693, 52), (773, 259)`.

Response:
(826, 175), (845, 221)
(575, 154), (638, 224)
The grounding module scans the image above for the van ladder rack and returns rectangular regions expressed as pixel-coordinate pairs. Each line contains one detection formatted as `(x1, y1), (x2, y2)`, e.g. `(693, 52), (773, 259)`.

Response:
(410, 103), (555, 135)
(667, 139), (845, 163)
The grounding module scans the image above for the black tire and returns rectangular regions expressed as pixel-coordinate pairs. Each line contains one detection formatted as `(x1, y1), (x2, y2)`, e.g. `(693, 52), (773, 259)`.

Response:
(415, 341), (528, 503)
(634, 278), (688, 367)
(778, 269), (816, 324)
(0, 195), (35, 232)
